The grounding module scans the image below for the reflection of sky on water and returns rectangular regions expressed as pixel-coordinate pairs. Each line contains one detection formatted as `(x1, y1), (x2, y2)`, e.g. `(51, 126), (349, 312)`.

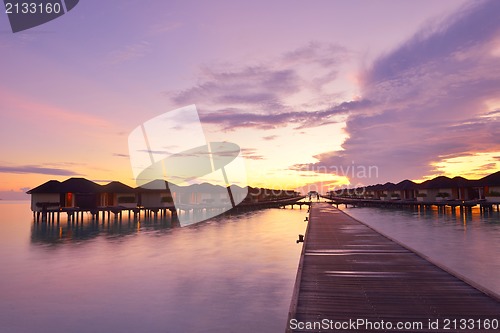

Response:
(0, 201), (307, 333)
(31, 217), (176, 245)
(341, 205), (500, 297)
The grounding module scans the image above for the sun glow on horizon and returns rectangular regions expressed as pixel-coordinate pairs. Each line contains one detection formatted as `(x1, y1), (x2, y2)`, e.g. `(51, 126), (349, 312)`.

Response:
(414, 152), (500, 182)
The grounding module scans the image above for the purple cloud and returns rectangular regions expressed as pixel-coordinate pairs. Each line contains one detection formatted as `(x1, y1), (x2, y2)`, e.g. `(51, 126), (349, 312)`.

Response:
(171, 66), (300, 108)
(302, 0), (500, 184)
(0, 165), (79, 176)
(241, 148), (265, 161)
(199, 100), (370, 131)
(113, 153), (130, 158)
(282, 42), (348, 68)
(165, 43), (352, 129)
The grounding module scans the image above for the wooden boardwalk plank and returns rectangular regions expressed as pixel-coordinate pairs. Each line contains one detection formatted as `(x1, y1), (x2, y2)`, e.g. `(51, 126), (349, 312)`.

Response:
(287, 203), (500, 332)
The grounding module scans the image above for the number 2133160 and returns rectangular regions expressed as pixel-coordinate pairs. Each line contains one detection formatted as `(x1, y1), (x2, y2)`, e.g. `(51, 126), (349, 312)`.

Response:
(5, 2), (62, 14)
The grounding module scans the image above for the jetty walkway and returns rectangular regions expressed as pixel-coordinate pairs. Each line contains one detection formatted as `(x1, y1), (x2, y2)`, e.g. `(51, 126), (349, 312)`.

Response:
(287, 203), (500, 332)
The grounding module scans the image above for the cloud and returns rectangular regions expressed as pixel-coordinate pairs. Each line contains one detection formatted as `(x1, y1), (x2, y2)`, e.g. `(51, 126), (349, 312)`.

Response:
(92, 179), (116, 183)
(304, 0), (500, 184)
(0, 165), (79, 176)
(263, 135), (278, 141)
(171, 66), (301, 108)
(165, 43), (352, 130)
(199, 100), (368, 131)
(282, 42), (348, 68)
(113, 153), (130, 158)
(473, 163), (497, 171)
(241, 148), (265, 161)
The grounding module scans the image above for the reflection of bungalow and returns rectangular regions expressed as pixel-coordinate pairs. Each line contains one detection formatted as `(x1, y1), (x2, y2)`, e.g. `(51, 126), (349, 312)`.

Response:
(100, 181), (137, 208)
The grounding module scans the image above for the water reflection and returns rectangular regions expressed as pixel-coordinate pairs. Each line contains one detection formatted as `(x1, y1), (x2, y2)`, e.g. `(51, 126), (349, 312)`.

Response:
(372, 204), (500, 227)
(30, 218), (177, 245)
(29, 207), (291, 245)
(341, 204), (500, 297)
(2, 202), (307, 333)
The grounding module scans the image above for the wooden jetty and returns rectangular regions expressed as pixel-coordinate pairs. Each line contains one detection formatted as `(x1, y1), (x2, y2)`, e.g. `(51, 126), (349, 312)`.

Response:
(287, 203), (500, 332)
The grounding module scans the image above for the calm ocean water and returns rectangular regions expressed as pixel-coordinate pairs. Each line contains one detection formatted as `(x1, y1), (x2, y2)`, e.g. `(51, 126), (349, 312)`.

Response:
(341, 205), (500, 298)
(2, 201), (499, 333)
(0, 201), (307, 333)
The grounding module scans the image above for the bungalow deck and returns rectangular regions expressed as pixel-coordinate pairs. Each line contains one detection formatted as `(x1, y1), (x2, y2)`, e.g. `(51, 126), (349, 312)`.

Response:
(287, 203), (500, 333)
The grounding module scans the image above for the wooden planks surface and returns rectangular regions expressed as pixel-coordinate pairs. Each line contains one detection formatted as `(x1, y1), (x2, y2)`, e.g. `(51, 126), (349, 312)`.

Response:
(287, 203), (500, 332)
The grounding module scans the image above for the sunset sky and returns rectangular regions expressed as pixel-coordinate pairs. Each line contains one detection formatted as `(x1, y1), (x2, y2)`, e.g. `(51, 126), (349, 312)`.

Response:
(1, 0), (499, 199)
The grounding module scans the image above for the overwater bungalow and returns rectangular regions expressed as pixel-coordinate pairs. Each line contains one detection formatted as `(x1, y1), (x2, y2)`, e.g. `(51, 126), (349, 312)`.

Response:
(137, 179), (173, 208)
(26, 177), (304, 224)
(27, 180), (62, 212)
(362, 184), (378, 199)
(392, 180), (418, 200)
(175, 183), (230, 206)
(245, 186), (263, 203)
(378, 182), (397, 200)
(329, 171), (500, 204)
(100, 181), (138, 208)
(27, 178), (102, 211)
(479, 171), (500, 202)
(244, 186), (299, 203)
(59, 178), (102, 209)
(416, 176), (476, 201)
